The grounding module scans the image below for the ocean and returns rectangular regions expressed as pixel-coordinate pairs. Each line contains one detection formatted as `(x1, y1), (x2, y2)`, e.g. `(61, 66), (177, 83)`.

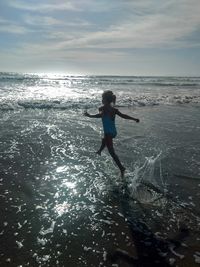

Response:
(0, 72), (200, 266)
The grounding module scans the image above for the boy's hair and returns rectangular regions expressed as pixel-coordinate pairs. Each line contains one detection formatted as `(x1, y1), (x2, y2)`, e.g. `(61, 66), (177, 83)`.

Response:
(102, 90), (116, 104)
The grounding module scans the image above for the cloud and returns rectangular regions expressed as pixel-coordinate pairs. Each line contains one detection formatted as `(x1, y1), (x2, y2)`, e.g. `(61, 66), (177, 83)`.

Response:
(48, 0), (200, 49)
(23, 14), (91, 29)
(1, 0), (200, 75)
(0, 24), (27, 34)
(71, 0), (117, 12)
(1, 44), (128, 72)
(3, 0), (200, 48)
(23, 14), (62, 26)
(0, 16), (27, 34)
(7, 0), (79, 12)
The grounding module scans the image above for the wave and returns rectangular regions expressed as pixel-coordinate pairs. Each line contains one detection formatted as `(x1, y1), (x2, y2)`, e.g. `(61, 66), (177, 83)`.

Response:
(0, 99), (99, 111)
(0, 94), (199, 111)
(1, 72), (200, 87)
(0, 72), (199, 111)
(0, 72), (40, 81)
(17, 100), (83, 110)
(117, 94), (200, 107)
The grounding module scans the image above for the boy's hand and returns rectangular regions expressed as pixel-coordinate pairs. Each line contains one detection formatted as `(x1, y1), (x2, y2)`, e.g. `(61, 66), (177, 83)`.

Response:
(135, 118), (140, 123)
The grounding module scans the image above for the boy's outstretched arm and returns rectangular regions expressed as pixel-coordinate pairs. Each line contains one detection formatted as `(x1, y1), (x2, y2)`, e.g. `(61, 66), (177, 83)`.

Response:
(116, 109), (140, 122)
(84, 111), (102, 118)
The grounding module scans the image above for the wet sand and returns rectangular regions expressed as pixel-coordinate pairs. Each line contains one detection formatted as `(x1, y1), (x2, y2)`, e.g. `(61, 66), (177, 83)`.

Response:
(0, 168), (200, 266)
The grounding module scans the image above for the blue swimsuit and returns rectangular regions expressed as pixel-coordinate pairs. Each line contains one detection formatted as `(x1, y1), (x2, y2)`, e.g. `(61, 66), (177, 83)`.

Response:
(102, 114), (117, 138)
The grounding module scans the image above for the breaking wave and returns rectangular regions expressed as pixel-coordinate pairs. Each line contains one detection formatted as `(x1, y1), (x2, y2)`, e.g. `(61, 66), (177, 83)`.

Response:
(0, 94), (200, 111)
(0, 72), (199, 111)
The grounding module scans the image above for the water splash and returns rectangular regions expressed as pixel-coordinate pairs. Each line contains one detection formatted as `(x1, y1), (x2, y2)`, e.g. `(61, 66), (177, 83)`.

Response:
(128, 152), (165, 204)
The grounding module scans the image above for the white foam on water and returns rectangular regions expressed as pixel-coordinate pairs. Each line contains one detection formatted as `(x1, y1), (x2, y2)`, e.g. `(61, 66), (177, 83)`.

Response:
(1, 73), (200, 112)
(129, 152), (163, 189)
(127, 151), (165, 204)
(39, 221), (56, 236)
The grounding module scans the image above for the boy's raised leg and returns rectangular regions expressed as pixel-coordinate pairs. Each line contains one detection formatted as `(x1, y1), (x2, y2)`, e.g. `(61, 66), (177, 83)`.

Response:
(105, 136), (125, 177)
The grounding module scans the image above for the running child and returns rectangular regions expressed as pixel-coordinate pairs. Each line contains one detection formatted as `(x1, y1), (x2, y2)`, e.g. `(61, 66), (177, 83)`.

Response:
(84, 90), (140, 177)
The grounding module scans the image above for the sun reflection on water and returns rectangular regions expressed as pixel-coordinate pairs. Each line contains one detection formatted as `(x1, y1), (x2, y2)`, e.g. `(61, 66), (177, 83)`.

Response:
(62, 181), (76, 189)
(54, 202), (71, 218)
(56, 166), (70, 173)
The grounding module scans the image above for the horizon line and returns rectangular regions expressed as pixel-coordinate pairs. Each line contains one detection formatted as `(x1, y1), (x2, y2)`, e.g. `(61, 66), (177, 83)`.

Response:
(0, 70), (200, 78)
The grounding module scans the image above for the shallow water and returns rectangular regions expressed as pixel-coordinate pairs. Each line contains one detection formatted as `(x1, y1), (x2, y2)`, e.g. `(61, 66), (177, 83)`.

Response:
(0, 73), (200, 266)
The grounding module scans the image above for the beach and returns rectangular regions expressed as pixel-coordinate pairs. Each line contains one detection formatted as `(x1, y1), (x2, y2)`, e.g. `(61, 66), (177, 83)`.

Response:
(0, 73), (200, 266)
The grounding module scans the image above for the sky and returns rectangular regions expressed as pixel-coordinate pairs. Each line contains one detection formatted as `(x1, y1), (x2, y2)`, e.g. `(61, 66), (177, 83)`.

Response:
(0, 0), (200, 75)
